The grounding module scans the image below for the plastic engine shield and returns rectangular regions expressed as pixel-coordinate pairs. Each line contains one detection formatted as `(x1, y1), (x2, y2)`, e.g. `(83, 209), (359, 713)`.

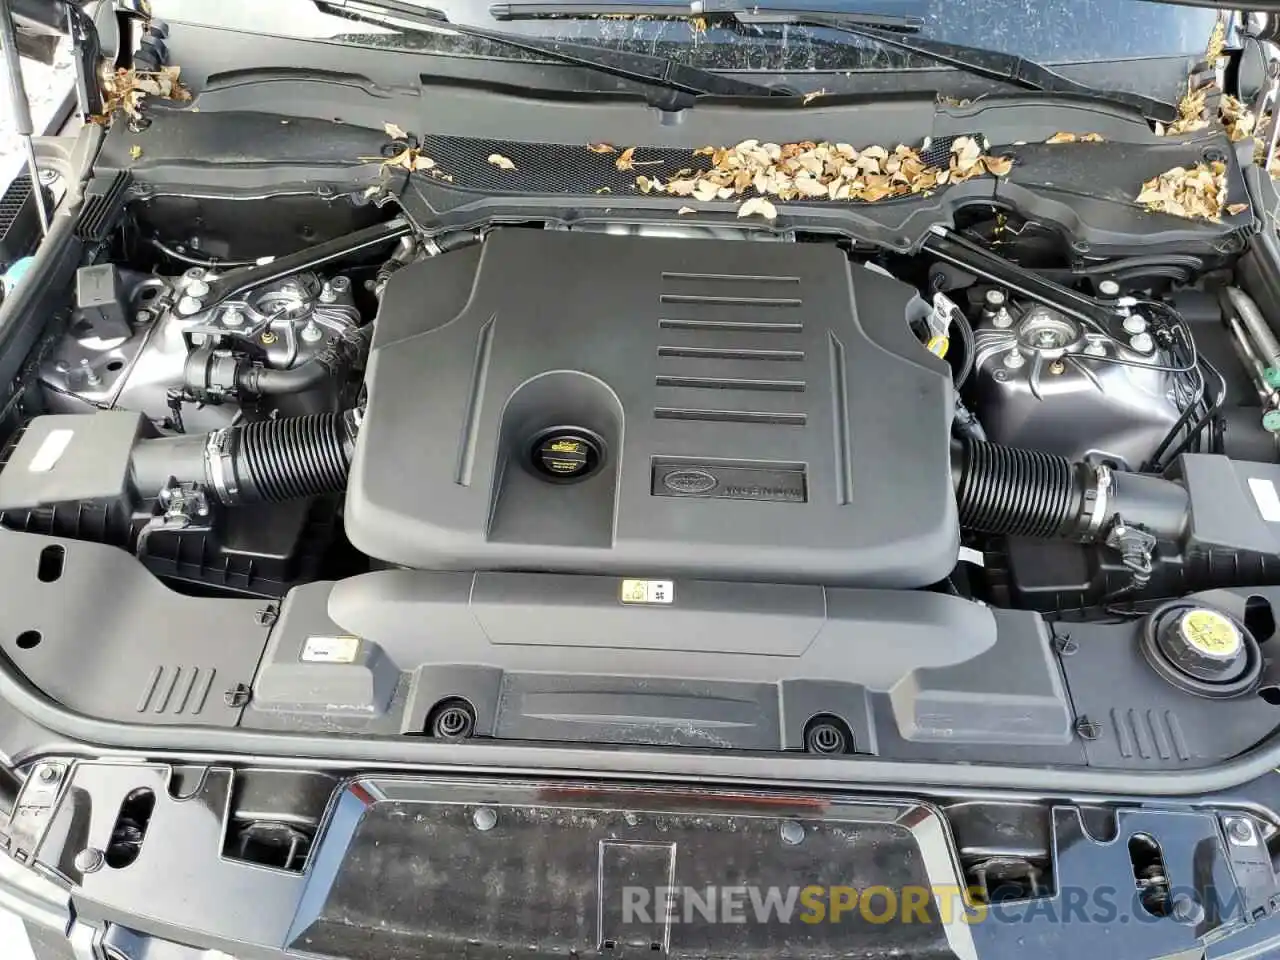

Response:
(346, 229), (957, 586)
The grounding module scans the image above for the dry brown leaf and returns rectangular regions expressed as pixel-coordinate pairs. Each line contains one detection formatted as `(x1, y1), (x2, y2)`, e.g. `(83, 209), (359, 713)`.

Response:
(1046, 132), (1106, 144)
(366, 146), (438, 175)
(488, 153), (516, 170)
(1157, 22), (1226, 138)
(802, 89), (828, 105)
(951, 136), (983, 172)
(595, 186), (612, 194)
(1136, 161), (1229, 221)
(1227, 202), (1249, 216)
(983, 155), (1014, 176)
(98, 65), (192, 122)
(615, 146), (662, 171)
(382, 147), (416, 170)
(588, 142), (617, 154)
(129, 144), (143, 160)
(689, 16), (707, 35)
(632, 136), (1013, 208)
(692, 179), (721, 202)
(737, 196), (778, 221)
(677, 206), (697, 215)
(1221, 95), (1258, 141)
(1206, 17), (1226, 69)
(384, 122), (408, 139)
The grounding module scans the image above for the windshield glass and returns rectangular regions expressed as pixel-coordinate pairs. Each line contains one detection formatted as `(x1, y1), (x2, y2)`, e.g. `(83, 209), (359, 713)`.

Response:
(432, 0), (1221, 62)
(152, 0), (1223, 98)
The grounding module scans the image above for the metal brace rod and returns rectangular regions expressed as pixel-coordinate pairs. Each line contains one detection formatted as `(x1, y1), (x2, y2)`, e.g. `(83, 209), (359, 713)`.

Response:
(0, 0), (48, 236)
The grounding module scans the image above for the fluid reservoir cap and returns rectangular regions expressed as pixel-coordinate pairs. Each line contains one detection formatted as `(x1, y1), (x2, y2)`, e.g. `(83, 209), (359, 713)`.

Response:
(533, 431), (601, 481)
(1157, 607), (1245, 681)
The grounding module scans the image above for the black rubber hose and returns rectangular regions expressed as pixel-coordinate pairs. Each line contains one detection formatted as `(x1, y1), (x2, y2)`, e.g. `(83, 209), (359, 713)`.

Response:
(236, 357), (331, 396)
(147, 237), (260, 270)
(234, 335), (361, 397)
(952, 439), (1192, 542)
(952, 439), (1086, 538)
(128, 412), (356, 505)
(1072, 254), (1204, 276)
(232, 413), (354, 503)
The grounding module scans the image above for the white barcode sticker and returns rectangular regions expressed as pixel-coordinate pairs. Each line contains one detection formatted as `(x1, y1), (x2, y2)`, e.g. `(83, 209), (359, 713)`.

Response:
(301, 635), (361, 663)
(28, 429), (73, 473)
(1249, 477), (1280, 523)
(620, 579), (675, 604)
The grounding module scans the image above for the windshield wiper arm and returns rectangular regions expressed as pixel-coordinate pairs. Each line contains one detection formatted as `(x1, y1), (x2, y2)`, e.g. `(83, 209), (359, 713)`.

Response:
(321, 0), (784, 97)
(491, 0), (927, 28)
(688, 0), (1178, 122)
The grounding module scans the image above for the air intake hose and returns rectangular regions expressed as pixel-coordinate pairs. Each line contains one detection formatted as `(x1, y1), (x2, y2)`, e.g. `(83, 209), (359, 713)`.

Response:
(951, 438), (1189, 543)
(130, 411), (358, 505)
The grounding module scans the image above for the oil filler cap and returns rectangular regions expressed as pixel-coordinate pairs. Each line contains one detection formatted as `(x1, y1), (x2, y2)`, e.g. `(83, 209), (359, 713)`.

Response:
(532, 430), (601, 481)
(1141, 602), (1261, 699)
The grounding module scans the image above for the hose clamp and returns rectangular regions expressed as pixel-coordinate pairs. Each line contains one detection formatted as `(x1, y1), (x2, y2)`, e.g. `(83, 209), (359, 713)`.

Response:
(1083, 463), (1113, 540)
(204, 428), (240, 505)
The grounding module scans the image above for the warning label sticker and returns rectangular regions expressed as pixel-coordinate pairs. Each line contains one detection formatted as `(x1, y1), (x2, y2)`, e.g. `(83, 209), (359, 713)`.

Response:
(620, 579), (675, 605)
(301, 635), (361, 663)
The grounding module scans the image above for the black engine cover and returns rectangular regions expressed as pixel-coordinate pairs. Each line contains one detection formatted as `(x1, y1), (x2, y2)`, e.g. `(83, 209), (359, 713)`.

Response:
(346, 229), (957, 586)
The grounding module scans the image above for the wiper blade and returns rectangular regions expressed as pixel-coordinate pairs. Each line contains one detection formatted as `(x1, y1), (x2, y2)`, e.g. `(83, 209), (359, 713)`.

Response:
(491, 0), (926, 29)
(689, 1), (1178, 122)
(321, 0), (783, 97)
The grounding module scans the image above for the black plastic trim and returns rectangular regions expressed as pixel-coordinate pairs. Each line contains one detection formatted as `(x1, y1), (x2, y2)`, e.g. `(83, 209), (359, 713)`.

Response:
(3, 636), (1280, 796)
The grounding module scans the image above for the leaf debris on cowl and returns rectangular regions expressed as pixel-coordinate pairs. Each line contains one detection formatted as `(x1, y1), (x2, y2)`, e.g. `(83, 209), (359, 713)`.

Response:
(624, 136), (1014, 211)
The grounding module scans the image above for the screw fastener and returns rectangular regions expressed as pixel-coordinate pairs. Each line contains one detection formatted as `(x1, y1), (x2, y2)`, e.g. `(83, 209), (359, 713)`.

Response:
(1075, 716), (1101, 740)
(74, 848), (104, 874)
(1226, 817), (1256, 844)
(780, 821), (805, 846)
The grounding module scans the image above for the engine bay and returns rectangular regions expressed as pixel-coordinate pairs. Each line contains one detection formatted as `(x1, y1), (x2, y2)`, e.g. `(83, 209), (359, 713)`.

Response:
(3, 103), (1280, 775)
(10, 210), (1280, 611)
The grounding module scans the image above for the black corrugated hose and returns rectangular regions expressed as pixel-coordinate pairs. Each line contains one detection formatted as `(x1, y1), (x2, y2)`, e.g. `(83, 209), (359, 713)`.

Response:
(953, 439), (1086, 538)
(233, 413), (355, 503)
(129, 410), (359, 506)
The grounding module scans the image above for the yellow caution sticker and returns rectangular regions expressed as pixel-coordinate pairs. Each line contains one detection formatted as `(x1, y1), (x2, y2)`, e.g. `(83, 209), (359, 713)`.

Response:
(1179, 609), (1241, 657)
(620, 579), (674, 605)
(926, 334), (950, 359)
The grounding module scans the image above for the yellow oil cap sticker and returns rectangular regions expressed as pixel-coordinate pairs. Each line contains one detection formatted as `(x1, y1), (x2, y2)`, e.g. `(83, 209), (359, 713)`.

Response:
(1179, 609), (1241, 657)
(621, 579), (674, 604)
